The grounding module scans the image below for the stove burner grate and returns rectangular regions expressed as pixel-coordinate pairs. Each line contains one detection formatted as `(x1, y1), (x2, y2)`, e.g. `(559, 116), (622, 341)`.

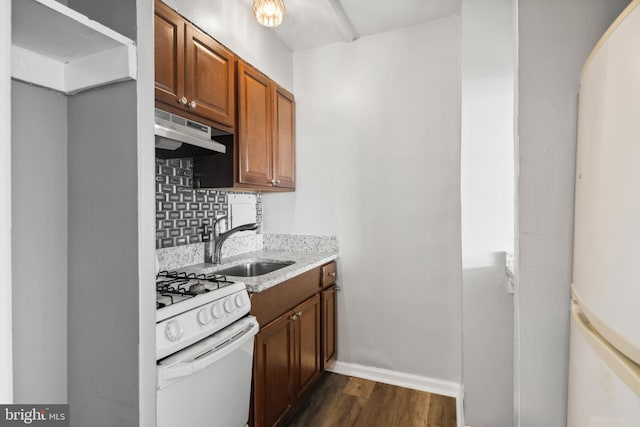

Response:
(156, 270), (235, 307)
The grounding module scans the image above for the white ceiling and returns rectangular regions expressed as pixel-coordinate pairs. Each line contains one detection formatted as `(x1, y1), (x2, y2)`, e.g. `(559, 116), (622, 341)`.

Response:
(248, 0), (461, 52)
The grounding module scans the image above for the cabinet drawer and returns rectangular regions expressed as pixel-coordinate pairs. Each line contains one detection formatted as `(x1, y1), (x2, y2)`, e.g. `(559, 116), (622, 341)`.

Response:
(250, 267), (321, 327)
(321, 262), (337, 288)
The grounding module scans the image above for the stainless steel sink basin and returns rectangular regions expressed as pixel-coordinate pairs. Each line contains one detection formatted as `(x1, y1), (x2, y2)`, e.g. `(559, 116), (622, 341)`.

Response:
(215, 260), (295, 277)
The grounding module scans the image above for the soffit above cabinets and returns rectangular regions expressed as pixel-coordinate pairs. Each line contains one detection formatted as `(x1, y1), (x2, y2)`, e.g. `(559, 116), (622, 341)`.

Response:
(11, 0), (136, 95)
(243, 0), (460, 51)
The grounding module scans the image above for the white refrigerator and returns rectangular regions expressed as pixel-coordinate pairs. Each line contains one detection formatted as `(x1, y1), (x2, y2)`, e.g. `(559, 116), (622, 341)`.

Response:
(568, 1), (640, 425)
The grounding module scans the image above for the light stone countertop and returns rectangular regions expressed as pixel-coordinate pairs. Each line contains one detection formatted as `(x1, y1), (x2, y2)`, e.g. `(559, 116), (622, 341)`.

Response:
(178, 249), (338, 293)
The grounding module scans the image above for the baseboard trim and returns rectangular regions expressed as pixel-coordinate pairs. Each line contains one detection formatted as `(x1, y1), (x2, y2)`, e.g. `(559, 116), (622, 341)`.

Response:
(326, 361), (464, 427)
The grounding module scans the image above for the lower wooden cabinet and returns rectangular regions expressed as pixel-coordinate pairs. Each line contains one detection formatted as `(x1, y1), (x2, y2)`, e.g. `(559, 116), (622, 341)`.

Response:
(253, 310), (295, 427)
(293, 295), (322, 401)
(321, 285), (337, 368)
(250, 262), (337, 427)
(253, 294), (321, 427)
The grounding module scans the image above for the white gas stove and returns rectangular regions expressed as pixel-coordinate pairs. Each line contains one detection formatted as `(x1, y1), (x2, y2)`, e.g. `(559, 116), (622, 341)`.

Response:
(155, 270), (252, 360)
(155, 270), (258, 427)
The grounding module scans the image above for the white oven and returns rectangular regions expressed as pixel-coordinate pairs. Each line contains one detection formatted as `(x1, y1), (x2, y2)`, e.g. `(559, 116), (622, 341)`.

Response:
(156, 271), (258, 427)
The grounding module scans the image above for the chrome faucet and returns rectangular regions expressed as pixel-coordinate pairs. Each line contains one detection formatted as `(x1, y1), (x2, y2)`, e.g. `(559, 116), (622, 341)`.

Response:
(205, 216), (258, 264)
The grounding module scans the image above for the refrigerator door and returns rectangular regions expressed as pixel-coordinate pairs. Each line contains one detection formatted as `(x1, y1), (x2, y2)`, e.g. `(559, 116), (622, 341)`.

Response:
(568, 302), (640, 427)
(573, 0), (640, 365)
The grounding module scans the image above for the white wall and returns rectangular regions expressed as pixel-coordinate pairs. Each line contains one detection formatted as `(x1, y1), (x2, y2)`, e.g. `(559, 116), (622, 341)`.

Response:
(263, 17), (463, 383)
(163, 0), (293, 91)
(0, 0), (12, 404)
(461, 0), (514, 259)
(11, 82), (68, 404)
(65, 3), (142, 426)
(516, 1), (629, 425)
(67, 81), (141, 427)
(460, 0), (515, 425)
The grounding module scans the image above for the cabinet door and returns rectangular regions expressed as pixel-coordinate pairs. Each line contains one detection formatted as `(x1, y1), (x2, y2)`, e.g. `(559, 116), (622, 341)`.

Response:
(293, 294), (321, 401)
(321, 286), (337, 368)
(254, 312), (294, 427)
(272, 85), (296, 189)
(185, 25), (235, 127)
(238, 61), (273, 187)
(154, 0), (184, 106)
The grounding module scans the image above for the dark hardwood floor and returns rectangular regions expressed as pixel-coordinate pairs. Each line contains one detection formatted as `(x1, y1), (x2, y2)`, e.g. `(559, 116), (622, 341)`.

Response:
(284, 373), (457, 427)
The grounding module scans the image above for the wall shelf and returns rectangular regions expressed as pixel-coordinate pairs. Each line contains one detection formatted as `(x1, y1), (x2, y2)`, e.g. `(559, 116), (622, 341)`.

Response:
(11, 0), (137, 95)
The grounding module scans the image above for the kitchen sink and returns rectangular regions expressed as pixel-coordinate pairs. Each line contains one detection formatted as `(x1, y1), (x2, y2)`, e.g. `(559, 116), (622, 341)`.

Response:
(215, 260), (295, 277)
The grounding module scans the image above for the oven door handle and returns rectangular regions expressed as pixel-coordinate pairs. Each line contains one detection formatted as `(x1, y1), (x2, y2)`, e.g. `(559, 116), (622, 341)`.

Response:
(158, 319), (258, 389)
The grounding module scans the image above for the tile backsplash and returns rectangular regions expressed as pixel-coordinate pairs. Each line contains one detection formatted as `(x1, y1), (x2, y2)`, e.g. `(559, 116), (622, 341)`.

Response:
(155, 158), (262, 249)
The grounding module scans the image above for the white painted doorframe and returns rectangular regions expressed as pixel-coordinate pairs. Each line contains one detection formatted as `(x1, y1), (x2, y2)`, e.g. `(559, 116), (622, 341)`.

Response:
(0, 0), (14, 404)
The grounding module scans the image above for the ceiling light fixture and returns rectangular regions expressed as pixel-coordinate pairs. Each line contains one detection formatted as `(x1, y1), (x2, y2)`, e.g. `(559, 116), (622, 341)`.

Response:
(252, 0), (286, 28)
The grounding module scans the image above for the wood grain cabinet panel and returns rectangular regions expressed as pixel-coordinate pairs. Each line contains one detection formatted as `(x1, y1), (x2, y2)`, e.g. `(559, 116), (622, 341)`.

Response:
(185, 25), (235, 127)
(251, 264), (336, 427)
(294, 294), (321, 400)
(254, 312), (295, 427)
(272, 85), (296, 189)
(154, 0), (235, 130)
(237, 60), (296, 191)
(238, 61), (273, 187)
(154, 0), (184, 106)
(321, 261), (337, 289)
(321, 285), (337, 368)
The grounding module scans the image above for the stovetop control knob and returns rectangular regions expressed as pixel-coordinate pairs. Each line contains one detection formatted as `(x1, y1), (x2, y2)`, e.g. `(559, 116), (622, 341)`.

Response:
(223, 297), (235, 313)
(211, 302), (223, 319)
(235, 293), (247, 308)
(197, 307), (211, 325)
(165, 320), (184, 342)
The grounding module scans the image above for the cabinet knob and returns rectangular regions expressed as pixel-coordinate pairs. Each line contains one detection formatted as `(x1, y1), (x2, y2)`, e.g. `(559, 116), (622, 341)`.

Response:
(327, 272), (336, 278)
(270, 179), (277, 185)
(296, 311), (302, 317)
(178, 97), (188, 105)
(289, 314), (298, 321)
(189, 101), (197, 109)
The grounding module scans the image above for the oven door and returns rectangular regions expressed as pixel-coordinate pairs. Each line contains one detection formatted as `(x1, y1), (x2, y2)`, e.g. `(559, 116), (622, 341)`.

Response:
(157, 316), (258, 427)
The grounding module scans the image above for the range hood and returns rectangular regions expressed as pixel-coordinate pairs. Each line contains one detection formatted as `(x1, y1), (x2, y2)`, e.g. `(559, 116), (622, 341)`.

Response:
(155, 108), (228, 158)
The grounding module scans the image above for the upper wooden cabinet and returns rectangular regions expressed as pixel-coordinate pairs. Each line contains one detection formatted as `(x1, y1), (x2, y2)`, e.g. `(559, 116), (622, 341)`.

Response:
(154, 1), (295, 191)
(154, 0), (235, 130)
(238, 61), (273, 187)
(238, 61), (296, 191)
(272, 85), (296, 189)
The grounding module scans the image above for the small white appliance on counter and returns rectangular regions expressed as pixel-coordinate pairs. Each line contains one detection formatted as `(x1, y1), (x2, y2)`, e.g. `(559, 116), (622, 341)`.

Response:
(568, 1), (640, 424)
(156, 270), (258, 427)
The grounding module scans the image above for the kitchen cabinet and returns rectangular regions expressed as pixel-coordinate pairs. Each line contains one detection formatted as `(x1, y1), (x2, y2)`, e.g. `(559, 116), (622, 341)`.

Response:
(320, 262), (337, 369)
(250, 262), (336, 427)
(321, 285), (337, 368)
(253, 311), (294, 427)
(293, 295), (322, 400)
(253, 295), (321, 427)
(238, 61), (296, 190)
(271, 85), (296, 189)
(154, 0), (235, 130)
